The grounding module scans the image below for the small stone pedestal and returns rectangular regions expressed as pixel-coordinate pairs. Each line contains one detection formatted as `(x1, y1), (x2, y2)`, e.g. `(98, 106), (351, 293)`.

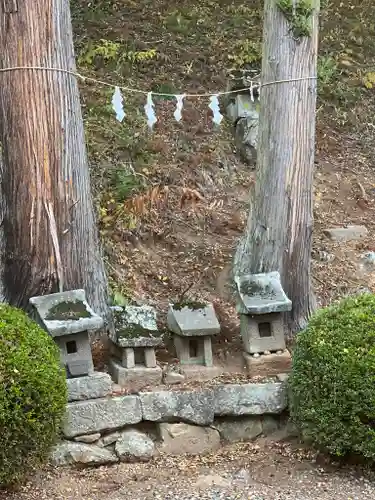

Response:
(108, 305), (163, 391)
(167, 302), (220, 378)
(243, 350), (292, 378)
(235, 272), (292, 376)
(29, 289), (103, 378)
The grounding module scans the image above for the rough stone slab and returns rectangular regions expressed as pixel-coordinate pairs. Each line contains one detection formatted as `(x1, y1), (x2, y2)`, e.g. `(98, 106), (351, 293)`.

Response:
(29, 289), (104, 337)
(357, 251), (375, 276)
(243, 350), (292, 378)
(140, 389), (214, 425)
(323, 225), (368, 242)
(111, 305), (162, 346)
(115, 429), (155, 461)
(74, 433), (101, 444)
(235, 272), (292, 315)
(63, 395), (142, 438)
(97, 432), (121, 447)
(214, 417), (262, 443)
(235, 116), (258, 166)
(262, 416), (280, 435)
(226, 94), (259, 123)
(116, 336), (163, 348)
(240, 313), (286, 354)
(167, 303), (220, 337)
(212, 382), (287, 417)
(163, 370), (185, 385)
(108, 358), (162, 391)
(67, 372), (112, 402)
(158, 422), (220, 455)
(181, 365), (222, 382)
(50, 442), (118, 466)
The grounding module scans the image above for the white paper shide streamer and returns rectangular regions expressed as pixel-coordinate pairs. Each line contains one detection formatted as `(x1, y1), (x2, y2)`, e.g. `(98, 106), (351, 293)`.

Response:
(110, 81), (261, 127)
(249, 82), (255, 102)
(173, 94), (185, 122)
(144, 92), (157, 129)
(208, 94), (223, 125)
(112, 86), (125, 122)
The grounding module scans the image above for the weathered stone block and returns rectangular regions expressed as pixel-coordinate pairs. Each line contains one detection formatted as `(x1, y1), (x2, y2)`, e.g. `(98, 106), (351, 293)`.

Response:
(67, 372), (112, 402)
(29, 289), (104, 337)
(74, 433), (101, 444)
(140, 389), (214, 425)
(97, 432), (121, 447)
(235, 271), (292, 315)
(144, 347), (157, 368)
(158, 423), (220, 455)
(226, 93), (259, 123)
(167, 303), (220, 337)
(243, 350), (292, 377)
(240, 313), (286, 354)
(63, 395), (142, 438)
(50, 442), (118, 466)
(262, 415), (280, 435)
(323, 225), (368, 242)
(108, 358), (162, 391)
(111, 305), (162, 347)
(163, 370), (185, 385)
(181, 364), (222, 382)
(214, 417), (262, 442)
(213, 382), (287, 416)
(235, 116), (258, 166)
(115, 429), (155, 461)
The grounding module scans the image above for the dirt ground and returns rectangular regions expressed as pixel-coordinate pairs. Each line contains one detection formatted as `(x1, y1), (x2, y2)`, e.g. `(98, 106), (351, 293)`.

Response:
(3, 440), (375, 500)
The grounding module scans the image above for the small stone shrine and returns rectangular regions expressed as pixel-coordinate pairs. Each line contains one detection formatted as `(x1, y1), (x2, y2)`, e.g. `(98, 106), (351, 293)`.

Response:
(225, 71), (260, 166)
(108, 305), (163, 390)
(167, 302), (220, 376)
(235, 271), (292, 377)
(29, 289), (103, 378)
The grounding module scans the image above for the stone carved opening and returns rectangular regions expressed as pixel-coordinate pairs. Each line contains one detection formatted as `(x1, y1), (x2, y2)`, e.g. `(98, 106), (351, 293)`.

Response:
(66, 340), (78, 354)
(189, 338), (199, 358)
(258, 322), (272, 338)
(134, 348), (145, 365)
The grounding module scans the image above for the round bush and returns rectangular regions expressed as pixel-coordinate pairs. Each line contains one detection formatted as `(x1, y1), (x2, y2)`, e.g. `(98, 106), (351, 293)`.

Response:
(0, 305), (67, 486)
(289, 293), (375, 459)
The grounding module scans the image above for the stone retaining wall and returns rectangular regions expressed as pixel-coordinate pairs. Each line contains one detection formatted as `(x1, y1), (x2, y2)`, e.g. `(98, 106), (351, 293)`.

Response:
(52, 375), (292, 466)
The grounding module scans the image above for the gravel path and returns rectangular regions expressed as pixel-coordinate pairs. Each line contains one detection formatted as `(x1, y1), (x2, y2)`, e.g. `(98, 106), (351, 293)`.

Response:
(2, 440), (375, 500)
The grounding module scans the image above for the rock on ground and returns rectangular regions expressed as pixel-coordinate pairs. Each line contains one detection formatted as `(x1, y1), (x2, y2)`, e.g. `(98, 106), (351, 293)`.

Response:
(214, 417), (262, 443)
(323, 225), (368, 242)
(115, 429), (155, 461)
(158, 422), (220, 455)
(50, 442), (118, 466)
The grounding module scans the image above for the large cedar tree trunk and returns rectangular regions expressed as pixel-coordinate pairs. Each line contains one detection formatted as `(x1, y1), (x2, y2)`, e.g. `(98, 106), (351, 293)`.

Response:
(0, 1), (111, 327)
(234, 0), (319, 334)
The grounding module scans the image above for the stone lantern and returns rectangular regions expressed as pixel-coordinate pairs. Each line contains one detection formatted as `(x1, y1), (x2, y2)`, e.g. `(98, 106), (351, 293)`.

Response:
(108, 305), (163, 390)
(29, 289), (103, 378)
(167, 302), (221, 380)
(235, 271), (292, 377)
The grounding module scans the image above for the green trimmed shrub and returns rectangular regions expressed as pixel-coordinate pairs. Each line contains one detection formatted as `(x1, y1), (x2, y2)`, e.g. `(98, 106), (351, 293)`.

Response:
(289, 293), (375, 459)
(0, 305), (67, 486)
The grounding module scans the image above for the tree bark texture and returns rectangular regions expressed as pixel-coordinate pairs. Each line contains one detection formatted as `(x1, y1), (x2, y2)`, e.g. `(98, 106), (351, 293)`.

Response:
(234, 0), (319, 334)
(0, 1), (111, 328)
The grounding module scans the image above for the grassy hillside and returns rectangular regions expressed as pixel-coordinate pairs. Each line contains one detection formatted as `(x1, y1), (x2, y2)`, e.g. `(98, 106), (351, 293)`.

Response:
(71, 0), (375, 342)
